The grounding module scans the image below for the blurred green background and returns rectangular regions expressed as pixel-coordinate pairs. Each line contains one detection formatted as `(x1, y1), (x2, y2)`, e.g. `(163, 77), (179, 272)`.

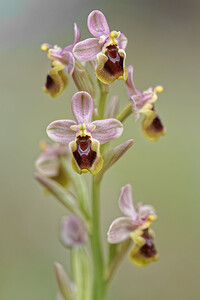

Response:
(1, 0), (200, 299)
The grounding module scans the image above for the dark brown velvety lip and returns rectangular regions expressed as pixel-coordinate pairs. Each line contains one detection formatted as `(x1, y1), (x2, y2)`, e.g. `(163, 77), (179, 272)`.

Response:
(151, 115), (164, 133)
(73, 135), (97, 170)
(139, 228), (157, 258)
(104, 44), (124, 77)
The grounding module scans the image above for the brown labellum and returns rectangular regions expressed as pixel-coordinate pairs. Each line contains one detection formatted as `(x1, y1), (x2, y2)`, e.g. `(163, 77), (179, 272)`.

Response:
(104, 45), (124, 77)
(139, 229), (157, 258)
(151, 115), (164, 133)
(73, 135), (97, 170)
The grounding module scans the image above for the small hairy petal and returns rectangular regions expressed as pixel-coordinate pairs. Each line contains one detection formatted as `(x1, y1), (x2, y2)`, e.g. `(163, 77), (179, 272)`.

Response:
(47, 120), (76, 144)
(73, 38), (102, 62)
(117, 33), (128, 50)
(91, 118), (123, 144)
(87, 10), (110, 38)
(71, 91), (93, 124)
(107, 217), (135, 243)
(119, 184), (138, 219)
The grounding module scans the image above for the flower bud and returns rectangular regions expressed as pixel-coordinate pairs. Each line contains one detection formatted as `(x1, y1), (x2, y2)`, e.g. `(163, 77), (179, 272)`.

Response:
(72, 65), (95, 99)
(54, 262), (75, 300)
(35, 142), (70, 187)
(60, 215), (87, 248)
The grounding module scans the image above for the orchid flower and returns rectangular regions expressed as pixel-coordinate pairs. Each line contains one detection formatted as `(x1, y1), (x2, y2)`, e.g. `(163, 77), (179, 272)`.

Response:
(107, 184), (158, 266)
(126, 65), (166, 141)
(46, 91), (123, 175)
(73, 10), (128, 85)
(41, 23), (81, 97)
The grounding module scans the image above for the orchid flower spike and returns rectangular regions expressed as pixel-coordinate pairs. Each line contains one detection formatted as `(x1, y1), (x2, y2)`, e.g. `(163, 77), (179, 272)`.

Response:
(47, 91), (123, 175)
(126, 65), (166, 142)
(35, 141), (70, 187)
(73, 10), (128, 85)
(107, 184), (158, 266)
(41, 23), (81, 98)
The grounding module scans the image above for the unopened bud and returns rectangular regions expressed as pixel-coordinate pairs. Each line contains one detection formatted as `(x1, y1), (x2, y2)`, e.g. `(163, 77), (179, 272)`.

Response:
(60, 215), (87, 248)
(54, 262), (74, 300)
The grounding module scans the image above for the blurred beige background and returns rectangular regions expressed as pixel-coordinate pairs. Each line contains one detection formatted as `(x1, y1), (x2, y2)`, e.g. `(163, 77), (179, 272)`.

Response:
(1, 0), (200, 299)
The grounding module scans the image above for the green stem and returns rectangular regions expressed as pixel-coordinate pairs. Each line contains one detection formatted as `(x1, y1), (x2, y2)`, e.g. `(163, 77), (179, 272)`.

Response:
(60, 157), (91, 222)
(116, 103), (133, 123)
(90, 177), (106, 300)
(88, 81), (109, 299)
(97, 80), (109, 119)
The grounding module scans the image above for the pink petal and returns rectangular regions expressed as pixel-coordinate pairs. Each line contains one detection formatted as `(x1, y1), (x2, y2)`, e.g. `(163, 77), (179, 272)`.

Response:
(64, 22), (81, 52)
(73, 38), (102, 62)
(60, 51), (75, 74)
(107, 217), (134, 243)
(119, 184), (138, 219)
(47, 120), (76, 144)
(117, 33), (128, 50)
(131, 95), (140, 120)
(71, 91), (93, 124)
(73, 22), (81, 44)
(91, 118), (123, 144)
(87, 10), (110, 38)
(126, 65), (138, 98)
(137, 203), (155, 219)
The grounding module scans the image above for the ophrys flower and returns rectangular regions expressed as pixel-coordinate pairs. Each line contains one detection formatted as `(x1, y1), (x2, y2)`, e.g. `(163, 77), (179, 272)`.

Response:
(47, 91), (123, 174)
